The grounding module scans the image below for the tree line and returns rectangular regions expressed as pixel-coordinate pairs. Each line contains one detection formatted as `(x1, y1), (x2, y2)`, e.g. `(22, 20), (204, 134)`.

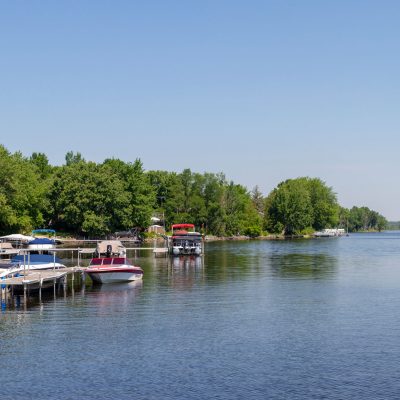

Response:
(0, 145), (388, 237)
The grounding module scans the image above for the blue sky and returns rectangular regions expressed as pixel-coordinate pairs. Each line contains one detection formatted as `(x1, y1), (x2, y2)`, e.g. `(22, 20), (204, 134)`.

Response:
(1, 1), (399, 219)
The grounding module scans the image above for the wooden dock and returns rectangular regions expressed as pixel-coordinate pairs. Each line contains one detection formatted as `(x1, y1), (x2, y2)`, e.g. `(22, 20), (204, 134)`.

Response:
(2, 270), (67, 287)
(0, 267), (88, 307)
(1, 267), (85, 289)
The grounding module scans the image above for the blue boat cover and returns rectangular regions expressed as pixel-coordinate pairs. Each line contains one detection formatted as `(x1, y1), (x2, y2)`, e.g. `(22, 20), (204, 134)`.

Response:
(28, 238), (55, 245)
(12, 254), (61, 264)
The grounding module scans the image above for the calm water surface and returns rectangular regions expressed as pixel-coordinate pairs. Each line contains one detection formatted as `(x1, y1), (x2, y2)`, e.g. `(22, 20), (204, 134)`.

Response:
(1, 232), (400, 399)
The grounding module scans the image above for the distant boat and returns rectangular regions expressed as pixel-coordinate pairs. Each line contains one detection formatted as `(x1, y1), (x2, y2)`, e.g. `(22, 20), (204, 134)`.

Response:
(85, 240), (143, 284)
(314, 228), (346, 238)
(169, 224), (203, 256)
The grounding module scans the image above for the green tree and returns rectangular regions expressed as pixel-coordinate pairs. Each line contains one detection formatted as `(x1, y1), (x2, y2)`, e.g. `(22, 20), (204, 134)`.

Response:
(0, 145), (47, 233)
(30, 152), (53, 179)
(265, 178), (313, 235)
(203, 173), (226, 235)
(49, 161), (131, 236)
(306, 177), (339, 230)
(103, 158), (155, 229)
(347, 206), (387, 232)
(65, 151), (85, 166)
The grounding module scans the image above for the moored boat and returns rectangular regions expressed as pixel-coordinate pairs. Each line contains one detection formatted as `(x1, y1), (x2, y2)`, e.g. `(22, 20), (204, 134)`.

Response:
(314, 228), (346, 237)
(1, 229), (66, 278)
(85, 240), (143, 284)
(85, 257), (143, 284)
(10, 254), (66, 272)
(169, 224), (203, 256)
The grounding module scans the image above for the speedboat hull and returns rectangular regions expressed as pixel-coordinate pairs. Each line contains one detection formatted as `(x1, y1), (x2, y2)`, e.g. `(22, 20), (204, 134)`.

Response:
(86, 268), (143, 284)
(86, 257), (143, 284)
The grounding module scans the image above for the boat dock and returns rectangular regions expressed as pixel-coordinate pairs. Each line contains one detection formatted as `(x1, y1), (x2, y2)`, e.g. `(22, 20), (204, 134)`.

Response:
(0, 241), (168, 304)
(1, 267), (85, 287)
(0, 267), (86, 301)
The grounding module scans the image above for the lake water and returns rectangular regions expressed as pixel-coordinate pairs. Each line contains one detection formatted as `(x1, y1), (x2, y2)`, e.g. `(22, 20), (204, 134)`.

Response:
(1, 232), (400, 399)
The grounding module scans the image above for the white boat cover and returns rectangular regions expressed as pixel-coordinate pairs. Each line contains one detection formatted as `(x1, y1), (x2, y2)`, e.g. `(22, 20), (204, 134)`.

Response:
(96, 240), (126, 256)
(0, 234), (35, 242)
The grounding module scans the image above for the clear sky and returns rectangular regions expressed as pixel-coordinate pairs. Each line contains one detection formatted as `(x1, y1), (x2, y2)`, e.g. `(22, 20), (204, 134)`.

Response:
(1, 1), (399, 220)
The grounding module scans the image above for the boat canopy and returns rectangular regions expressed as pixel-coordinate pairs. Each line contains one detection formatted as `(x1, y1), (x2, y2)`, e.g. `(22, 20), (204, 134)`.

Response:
(96, 240), (125, 256)
(32, 229), (56, 234)
(172, 224), (195, 230)
(0, 234), (35, 242)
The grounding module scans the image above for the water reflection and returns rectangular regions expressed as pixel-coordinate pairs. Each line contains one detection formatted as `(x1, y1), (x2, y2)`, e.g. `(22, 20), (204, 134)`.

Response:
(171, 256), (203, 269)
(144, 256), (205, 291)
(269, 253), (337, 279)
(0, 245), (340, 313)
(85, 281), (143, 312)
(0, 272), (87, 312)
(205, 243), (265, 283)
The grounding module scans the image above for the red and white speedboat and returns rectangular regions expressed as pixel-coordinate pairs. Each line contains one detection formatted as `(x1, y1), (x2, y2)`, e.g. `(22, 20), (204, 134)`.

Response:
(85, 240), (143, 284)
(86, 257), (143, 284)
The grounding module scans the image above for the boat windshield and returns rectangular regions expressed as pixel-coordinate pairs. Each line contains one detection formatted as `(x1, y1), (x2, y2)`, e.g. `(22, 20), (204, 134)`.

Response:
(90, 257), (127, 266)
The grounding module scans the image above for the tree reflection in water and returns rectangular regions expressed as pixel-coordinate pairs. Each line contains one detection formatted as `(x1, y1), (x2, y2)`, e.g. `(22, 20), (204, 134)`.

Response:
(269, 253), (337, 279)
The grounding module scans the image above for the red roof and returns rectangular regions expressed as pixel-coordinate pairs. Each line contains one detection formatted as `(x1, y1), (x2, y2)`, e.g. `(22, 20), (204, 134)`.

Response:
(172, 224), (195, 229)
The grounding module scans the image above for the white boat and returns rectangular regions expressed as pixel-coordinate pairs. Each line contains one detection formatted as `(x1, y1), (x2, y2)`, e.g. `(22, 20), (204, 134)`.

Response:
(85, 240), (143, 284)
(314, 228), (346, 237)
(1, 230), (66, 278)
(9, 254), (66, 272)
(85, 257), (143, 284)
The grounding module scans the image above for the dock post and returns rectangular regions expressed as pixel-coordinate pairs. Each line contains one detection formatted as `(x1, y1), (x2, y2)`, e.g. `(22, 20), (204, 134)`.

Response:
(72, 271), (75, 289)
(63, 276), (67, 299)
(0, 276), (4, 304)
(81, 271), (86, 295)
(23, 283), (27, 304)
(39, 283), (42, 303)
